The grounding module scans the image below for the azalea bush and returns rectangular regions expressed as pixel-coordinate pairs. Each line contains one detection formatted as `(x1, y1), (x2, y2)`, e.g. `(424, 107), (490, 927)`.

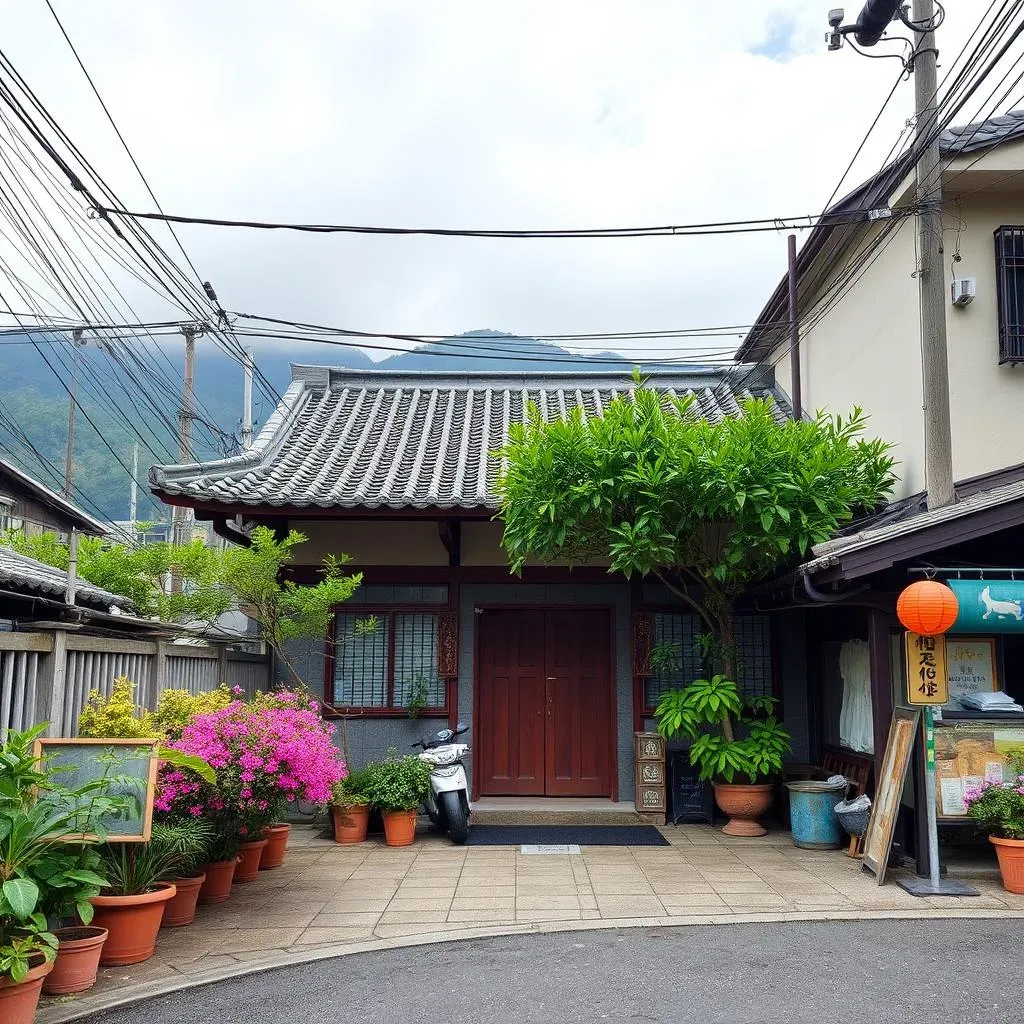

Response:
(964, 754), (1024, 840)
(158, 690), (347, 842)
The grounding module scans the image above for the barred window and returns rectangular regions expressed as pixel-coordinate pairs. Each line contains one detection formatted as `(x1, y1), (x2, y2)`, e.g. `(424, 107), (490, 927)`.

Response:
(645, 612), (773, 710)
(995, 226), (1024, 364)
(332, 611), (446, 711)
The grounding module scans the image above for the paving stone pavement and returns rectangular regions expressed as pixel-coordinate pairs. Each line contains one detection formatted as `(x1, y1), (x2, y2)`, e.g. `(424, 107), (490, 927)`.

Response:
(38, 822), (1024, 1020)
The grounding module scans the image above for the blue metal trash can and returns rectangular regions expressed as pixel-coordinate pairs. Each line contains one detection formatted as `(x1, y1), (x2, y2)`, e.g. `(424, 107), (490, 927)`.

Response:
(785, 780), (847, 850)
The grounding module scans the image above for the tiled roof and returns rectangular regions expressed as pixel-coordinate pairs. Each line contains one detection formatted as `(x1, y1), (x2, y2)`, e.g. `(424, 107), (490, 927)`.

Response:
(0, 547), (134, 611)
(0, 457), (109, 535)
(150, 366), (791, 511)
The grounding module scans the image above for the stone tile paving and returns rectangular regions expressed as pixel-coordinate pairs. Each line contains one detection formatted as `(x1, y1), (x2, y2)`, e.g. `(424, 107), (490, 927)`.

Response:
(39, 823), (1024, 1019)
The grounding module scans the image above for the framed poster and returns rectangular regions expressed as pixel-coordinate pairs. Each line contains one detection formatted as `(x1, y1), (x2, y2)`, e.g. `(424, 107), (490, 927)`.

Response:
(34, 738), (159, 842)
(933, 719), (1024, 818)
(943, 637), (998, 707)
(862, 707), (920, 886)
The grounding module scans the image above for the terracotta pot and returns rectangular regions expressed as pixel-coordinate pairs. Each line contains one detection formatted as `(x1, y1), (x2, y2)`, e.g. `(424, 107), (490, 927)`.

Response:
(89, 883), (176, 966)
(331, 803), (370, 844)
(713, 782), (774, 837)
(381, 808), (418, 847)
(0, 957), (53, 1024)
(162, 873), (206, 927)
(198, 859), (237, 904)
(260, 824), (291, 869)
(991, 836), (1024, 894)
(234, 839), (269, 883)
(43, 927), (107, 995)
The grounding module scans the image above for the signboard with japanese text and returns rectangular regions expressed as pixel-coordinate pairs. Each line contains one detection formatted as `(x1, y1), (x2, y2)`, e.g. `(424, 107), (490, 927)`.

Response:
(948, 579), (1024, 633)
(905, 632), (948, 705)
(933, 719), (1024, 818)
(943, 637), (998, 705)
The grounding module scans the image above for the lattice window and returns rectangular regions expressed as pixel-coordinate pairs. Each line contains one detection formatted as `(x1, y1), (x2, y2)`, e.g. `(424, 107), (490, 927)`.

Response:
(332, 610), (447, 710)
(643, 611), (773, 709)
(995, 226), (1024, 364)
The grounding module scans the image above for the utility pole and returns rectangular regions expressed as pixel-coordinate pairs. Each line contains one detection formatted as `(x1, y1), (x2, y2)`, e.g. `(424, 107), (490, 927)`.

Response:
(129, 440), (138, 535)
(827, 0), (955, 509)
(242, 347), (254, 449)
(172, 325), (198, 553)
(63, 328), (87, 499)
(787, 234), (802, 419)
(64, 528), (78, 606)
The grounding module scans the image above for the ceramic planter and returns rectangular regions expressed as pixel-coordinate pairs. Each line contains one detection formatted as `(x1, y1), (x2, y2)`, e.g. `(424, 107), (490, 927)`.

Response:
(991, 836), (1024, 894)
(260, 824), (291, 869)
(713, 782), (774, 837)
(198, 860), (237, 904)
(162, 873), (207, 927)
(0, 957), (53, 1024)
(89, 883), (176, 966)
(234, 839), (269, 883)
(331, 803), (370, 844)
(43, 927), (107, 995)
(381, 808), (418, 847)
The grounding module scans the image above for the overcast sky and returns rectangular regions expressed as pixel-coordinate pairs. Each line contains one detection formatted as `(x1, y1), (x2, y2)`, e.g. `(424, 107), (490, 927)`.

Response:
(0, 1), (1009, 362)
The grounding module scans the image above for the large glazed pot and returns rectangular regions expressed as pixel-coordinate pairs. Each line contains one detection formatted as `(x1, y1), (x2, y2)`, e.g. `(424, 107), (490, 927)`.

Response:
(713, 783), (774, 837)
(0, 957), (53, 1024)
(260, 824), (291, 869)
(89, 883), (176, 966)
(991, 836), (1024, 894)
(43, 927), (107, 995)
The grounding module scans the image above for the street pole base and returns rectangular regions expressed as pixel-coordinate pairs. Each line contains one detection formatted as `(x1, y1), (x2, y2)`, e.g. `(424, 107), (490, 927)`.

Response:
(897, 878), (980, 897)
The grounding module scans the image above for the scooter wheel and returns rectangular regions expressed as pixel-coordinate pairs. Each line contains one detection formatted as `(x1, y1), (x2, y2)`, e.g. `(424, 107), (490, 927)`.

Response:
(439, 791), (469, 845)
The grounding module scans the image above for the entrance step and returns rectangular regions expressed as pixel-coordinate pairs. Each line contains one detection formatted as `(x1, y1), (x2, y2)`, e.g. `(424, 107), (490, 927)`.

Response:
(471, 797), (664, 826)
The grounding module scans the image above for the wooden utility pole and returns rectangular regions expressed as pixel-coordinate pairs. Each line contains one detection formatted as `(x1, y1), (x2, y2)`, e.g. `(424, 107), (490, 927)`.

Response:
(911, 0), (955, 510)
(63, 328), (86, 499)
(242, 347), (254, 449)
(172, 326), (198, 553)
(129, 440), (138, 536)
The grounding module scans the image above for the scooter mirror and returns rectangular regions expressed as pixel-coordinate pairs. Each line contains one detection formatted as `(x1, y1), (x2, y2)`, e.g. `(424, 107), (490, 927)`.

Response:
(455, 722), (469, 734)
(436, 729), (454, 743)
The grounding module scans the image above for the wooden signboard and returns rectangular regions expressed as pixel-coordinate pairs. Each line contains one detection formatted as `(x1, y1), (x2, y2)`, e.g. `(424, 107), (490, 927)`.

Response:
(861, 708), (920, 885)
(905, 632), (948, 705)
(943, 637), (998, 706)
(34, 738), (160, 843)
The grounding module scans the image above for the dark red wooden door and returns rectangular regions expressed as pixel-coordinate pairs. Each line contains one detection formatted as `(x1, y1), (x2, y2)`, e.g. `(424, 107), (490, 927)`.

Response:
(478, 609), (612, 797)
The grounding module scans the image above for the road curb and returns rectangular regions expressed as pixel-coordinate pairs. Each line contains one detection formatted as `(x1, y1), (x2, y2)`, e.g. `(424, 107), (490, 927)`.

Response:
(37, 907), (1024, 1022)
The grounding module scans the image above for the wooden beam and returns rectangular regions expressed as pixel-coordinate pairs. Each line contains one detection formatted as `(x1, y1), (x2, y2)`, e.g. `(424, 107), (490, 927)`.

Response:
(437, 520), (461, 567)
(866, 609), (894, 789)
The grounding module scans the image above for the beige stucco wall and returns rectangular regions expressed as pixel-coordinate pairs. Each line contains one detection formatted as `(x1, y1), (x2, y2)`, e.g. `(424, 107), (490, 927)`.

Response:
(289, 520), (448, 565)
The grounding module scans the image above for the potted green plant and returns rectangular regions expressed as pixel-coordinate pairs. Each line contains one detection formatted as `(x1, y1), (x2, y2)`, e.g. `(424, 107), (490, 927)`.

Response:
(655, 674), (792, 836)
(0, 915), (57, 1024)
(156, 817), (215, 927)
(329, 768), (372, 844)
(964, 753), (1024, 894)
(363, 756), (431, 847)
(197, 821), (242, 905)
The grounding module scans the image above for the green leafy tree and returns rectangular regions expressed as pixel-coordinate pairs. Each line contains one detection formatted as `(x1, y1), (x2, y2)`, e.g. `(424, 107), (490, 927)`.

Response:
(219, 526), (363, 687)
(2, 530), (230, 623)
(498, 375), (896, 697)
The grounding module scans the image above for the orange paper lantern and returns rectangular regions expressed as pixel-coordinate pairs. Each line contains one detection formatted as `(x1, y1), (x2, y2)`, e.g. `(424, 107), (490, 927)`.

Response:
(896, 580), (959, 636)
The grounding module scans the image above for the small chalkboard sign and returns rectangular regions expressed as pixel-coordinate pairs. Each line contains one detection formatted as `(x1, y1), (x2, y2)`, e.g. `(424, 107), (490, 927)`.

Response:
(670, 752), (714, 825)
(34, 738), (159, 843)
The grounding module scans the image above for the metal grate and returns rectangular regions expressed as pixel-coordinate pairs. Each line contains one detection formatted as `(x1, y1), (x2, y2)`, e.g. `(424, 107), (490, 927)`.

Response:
(995, 226), (1024, 364)
(393, 613), (445, 708)
(644, 612), (773, 708)
(333, 613), (389, 706)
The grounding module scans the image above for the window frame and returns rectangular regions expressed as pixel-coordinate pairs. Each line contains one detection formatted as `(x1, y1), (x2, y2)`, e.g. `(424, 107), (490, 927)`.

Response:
(323, 603), (452, 717)
(994, 225), (1024, 365)
(637, 605), (781, 718)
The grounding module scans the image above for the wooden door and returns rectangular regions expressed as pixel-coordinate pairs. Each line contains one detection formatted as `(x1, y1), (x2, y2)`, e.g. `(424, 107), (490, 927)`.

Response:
(544, 609), (612, 797)
(477, 608), (612, 797)
(478, 610), (546, 795)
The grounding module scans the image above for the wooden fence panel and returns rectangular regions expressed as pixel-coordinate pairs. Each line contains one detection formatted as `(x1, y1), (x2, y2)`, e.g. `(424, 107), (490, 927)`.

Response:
(0, 650), (41, 734)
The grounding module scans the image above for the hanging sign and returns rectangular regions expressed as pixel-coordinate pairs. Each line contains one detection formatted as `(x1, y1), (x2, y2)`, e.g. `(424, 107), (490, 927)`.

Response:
(905, 632), (948, 705)
(944, 637), (998, 704)
(948, 579), (1024, 633)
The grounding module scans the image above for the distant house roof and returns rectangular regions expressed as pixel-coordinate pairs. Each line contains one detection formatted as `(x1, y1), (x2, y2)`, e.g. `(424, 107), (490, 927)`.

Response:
(0, 457), (109, 535)
(150, 365), (791, 512)
(738, 109), (1024, 363)
(0, 546), (133, 611)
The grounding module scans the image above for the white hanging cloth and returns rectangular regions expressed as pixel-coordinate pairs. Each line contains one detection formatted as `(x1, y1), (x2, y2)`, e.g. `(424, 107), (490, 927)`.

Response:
(838, 639), (874, 753)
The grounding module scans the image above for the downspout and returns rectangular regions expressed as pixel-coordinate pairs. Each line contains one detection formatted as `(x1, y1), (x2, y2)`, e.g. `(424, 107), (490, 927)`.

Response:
(800, 570), (870, 604)
(212, 517), (252, 548)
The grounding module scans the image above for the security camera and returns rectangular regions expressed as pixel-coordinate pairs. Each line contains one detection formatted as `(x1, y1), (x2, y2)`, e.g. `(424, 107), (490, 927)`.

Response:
(828, 8), (845, 27)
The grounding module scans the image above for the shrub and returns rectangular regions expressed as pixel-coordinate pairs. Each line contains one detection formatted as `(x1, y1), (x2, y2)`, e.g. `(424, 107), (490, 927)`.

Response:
(77, 677), (157, 739)
(149, 685), (236, 739)
(331, 766), (372, 807)
(363, 755), (431, 812)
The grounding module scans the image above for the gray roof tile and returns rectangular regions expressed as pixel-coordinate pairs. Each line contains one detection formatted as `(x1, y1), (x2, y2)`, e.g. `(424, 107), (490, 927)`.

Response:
(0, 547), (133, 611)
(151, 366), (790, 511)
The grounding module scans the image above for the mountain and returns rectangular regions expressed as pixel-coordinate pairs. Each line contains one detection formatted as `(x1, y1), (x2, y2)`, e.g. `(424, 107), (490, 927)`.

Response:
(0, 329), (713, 523)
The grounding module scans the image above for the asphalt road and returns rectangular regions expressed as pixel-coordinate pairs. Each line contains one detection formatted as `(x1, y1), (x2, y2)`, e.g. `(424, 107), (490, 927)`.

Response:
(93, 920), (1024, 1024)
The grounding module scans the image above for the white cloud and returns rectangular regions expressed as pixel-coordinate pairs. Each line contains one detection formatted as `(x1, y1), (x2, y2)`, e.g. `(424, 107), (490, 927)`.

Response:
(0, 0), (1007, 360)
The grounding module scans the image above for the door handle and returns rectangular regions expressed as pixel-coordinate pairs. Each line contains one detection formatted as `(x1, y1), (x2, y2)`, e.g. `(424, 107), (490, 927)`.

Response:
(546, 676), (557, 681)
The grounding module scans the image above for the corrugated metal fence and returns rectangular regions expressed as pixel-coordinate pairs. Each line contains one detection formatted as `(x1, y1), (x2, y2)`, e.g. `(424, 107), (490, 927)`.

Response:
(0, 629), (270, 736)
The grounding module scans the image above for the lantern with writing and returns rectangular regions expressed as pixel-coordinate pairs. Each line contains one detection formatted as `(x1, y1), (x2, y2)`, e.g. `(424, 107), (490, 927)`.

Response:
(896, 580), (959, 636)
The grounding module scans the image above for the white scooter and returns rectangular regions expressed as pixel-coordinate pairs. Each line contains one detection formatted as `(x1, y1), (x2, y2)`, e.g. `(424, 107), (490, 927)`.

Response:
(414, 723), (471, 844)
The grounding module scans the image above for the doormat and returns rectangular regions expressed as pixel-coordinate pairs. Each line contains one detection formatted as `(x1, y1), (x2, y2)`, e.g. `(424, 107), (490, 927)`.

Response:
(465, 825), (669, 846)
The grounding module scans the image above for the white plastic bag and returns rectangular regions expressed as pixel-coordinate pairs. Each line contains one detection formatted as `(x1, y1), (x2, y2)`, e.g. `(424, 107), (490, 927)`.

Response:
(834, 793), (871, 814)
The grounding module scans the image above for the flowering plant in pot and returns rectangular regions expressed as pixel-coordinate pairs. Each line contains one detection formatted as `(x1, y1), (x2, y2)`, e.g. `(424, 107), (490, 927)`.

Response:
(964, 753), (1024, 894)
(363, 756), (431, 847)
(655, 673), (791, 837)
(329, 768), (370, 844)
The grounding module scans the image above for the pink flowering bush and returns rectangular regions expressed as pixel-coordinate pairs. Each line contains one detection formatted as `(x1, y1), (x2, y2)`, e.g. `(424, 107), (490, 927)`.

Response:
(156, 690), (347, 854)
(963, 753), (1024, 840)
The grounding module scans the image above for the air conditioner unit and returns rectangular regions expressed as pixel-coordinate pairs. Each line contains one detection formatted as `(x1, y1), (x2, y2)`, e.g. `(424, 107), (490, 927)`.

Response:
(951, 277), (976, 307)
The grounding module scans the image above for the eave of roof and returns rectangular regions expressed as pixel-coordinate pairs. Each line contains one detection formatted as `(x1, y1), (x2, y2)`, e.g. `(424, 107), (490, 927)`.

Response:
(0, 546), (133, 611)
(0, 457), (109, 535)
